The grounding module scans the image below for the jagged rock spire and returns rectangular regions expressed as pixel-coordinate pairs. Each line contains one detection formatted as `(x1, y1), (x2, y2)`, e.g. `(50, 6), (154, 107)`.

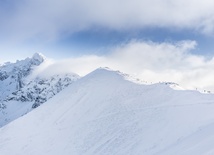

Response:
(31, 53), (45, 66)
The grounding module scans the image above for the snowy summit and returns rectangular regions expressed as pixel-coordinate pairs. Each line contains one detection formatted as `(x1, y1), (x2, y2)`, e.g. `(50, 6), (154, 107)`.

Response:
(31, 52), (45, 65)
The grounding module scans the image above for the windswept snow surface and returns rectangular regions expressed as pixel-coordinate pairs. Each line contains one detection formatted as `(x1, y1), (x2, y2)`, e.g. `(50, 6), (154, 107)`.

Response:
(1, 68), (214, 155)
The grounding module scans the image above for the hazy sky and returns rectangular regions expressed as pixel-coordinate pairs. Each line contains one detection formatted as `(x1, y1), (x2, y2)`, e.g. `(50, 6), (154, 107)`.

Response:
(1, 0), (214, 91)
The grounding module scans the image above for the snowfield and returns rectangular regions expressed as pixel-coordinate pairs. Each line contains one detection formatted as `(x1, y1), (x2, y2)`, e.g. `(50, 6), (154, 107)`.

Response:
(1, 68), (214, 155)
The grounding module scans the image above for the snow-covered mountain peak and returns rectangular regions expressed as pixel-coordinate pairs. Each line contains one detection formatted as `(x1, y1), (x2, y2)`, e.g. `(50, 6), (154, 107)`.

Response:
(31, 52), (45, 65)
(91, 67), (131, 78)
(88, 67), (148, 85)
(90, 67), (119, 75)
(0, 53), (46, 91)
(0, 54), (80, 127)
(0, 53), (45, 73)
(83, 67), (127, 83)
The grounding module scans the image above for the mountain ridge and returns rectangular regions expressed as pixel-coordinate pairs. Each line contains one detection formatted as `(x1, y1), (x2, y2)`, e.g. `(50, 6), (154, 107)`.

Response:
(1, 66), (214, 154)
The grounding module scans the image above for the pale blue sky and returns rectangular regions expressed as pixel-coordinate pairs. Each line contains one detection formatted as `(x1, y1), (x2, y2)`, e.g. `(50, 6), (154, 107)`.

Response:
(2, 0), (214, 91)
(1, 0), (214, 62)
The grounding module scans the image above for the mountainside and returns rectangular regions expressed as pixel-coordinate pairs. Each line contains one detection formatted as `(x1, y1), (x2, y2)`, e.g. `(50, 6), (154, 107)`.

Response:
(0, 53), (79, 127)
(0, 68), (214, 155)
(0, 53), (45, 101)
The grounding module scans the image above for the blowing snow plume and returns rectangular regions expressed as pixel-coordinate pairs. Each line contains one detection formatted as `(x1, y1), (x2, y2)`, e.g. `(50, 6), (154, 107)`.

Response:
(31, 40), (214, 92)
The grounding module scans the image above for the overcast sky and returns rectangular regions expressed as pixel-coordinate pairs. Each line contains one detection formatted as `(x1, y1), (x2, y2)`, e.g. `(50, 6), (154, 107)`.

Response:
(1, 0), (214, 91)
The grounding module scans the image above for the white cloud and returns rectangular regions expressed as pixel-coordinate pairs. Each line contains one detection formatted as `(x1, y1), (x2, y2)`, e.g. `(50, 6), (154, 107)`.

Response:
(1, 0), (214, 42)
(32, 40), (214, 92)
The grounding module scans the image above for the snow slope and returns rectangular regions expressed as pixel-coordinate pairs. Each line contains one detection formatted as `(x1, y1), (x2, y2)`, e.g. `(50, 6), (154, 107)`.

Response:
(1, 68), (214, 155)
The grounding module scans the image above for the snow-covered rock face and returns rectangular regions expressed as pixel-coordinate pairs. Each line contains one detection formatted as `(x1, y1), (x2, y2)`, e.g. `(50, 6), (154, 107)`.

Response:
(0, 53), (45, 101)
(0, 53), (80, 127)
(31, 52), (45, 66)
(6, 73), (79, 108)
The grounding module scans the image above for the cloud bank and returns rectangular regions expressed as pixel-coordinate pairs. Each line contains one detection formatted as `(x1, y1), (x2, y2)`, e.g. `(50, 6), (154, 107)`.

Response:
(32, 40), (214, 92)
(1, 0), (214, 42)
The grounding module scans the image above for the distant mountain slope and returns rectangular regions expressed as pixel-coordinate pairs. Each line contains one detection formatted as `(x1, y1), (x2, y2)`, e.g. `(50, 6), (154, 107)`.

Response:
(0, 68), (214, 155)
(0, 53), (79, 127)
(0, 53), (45, 101)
